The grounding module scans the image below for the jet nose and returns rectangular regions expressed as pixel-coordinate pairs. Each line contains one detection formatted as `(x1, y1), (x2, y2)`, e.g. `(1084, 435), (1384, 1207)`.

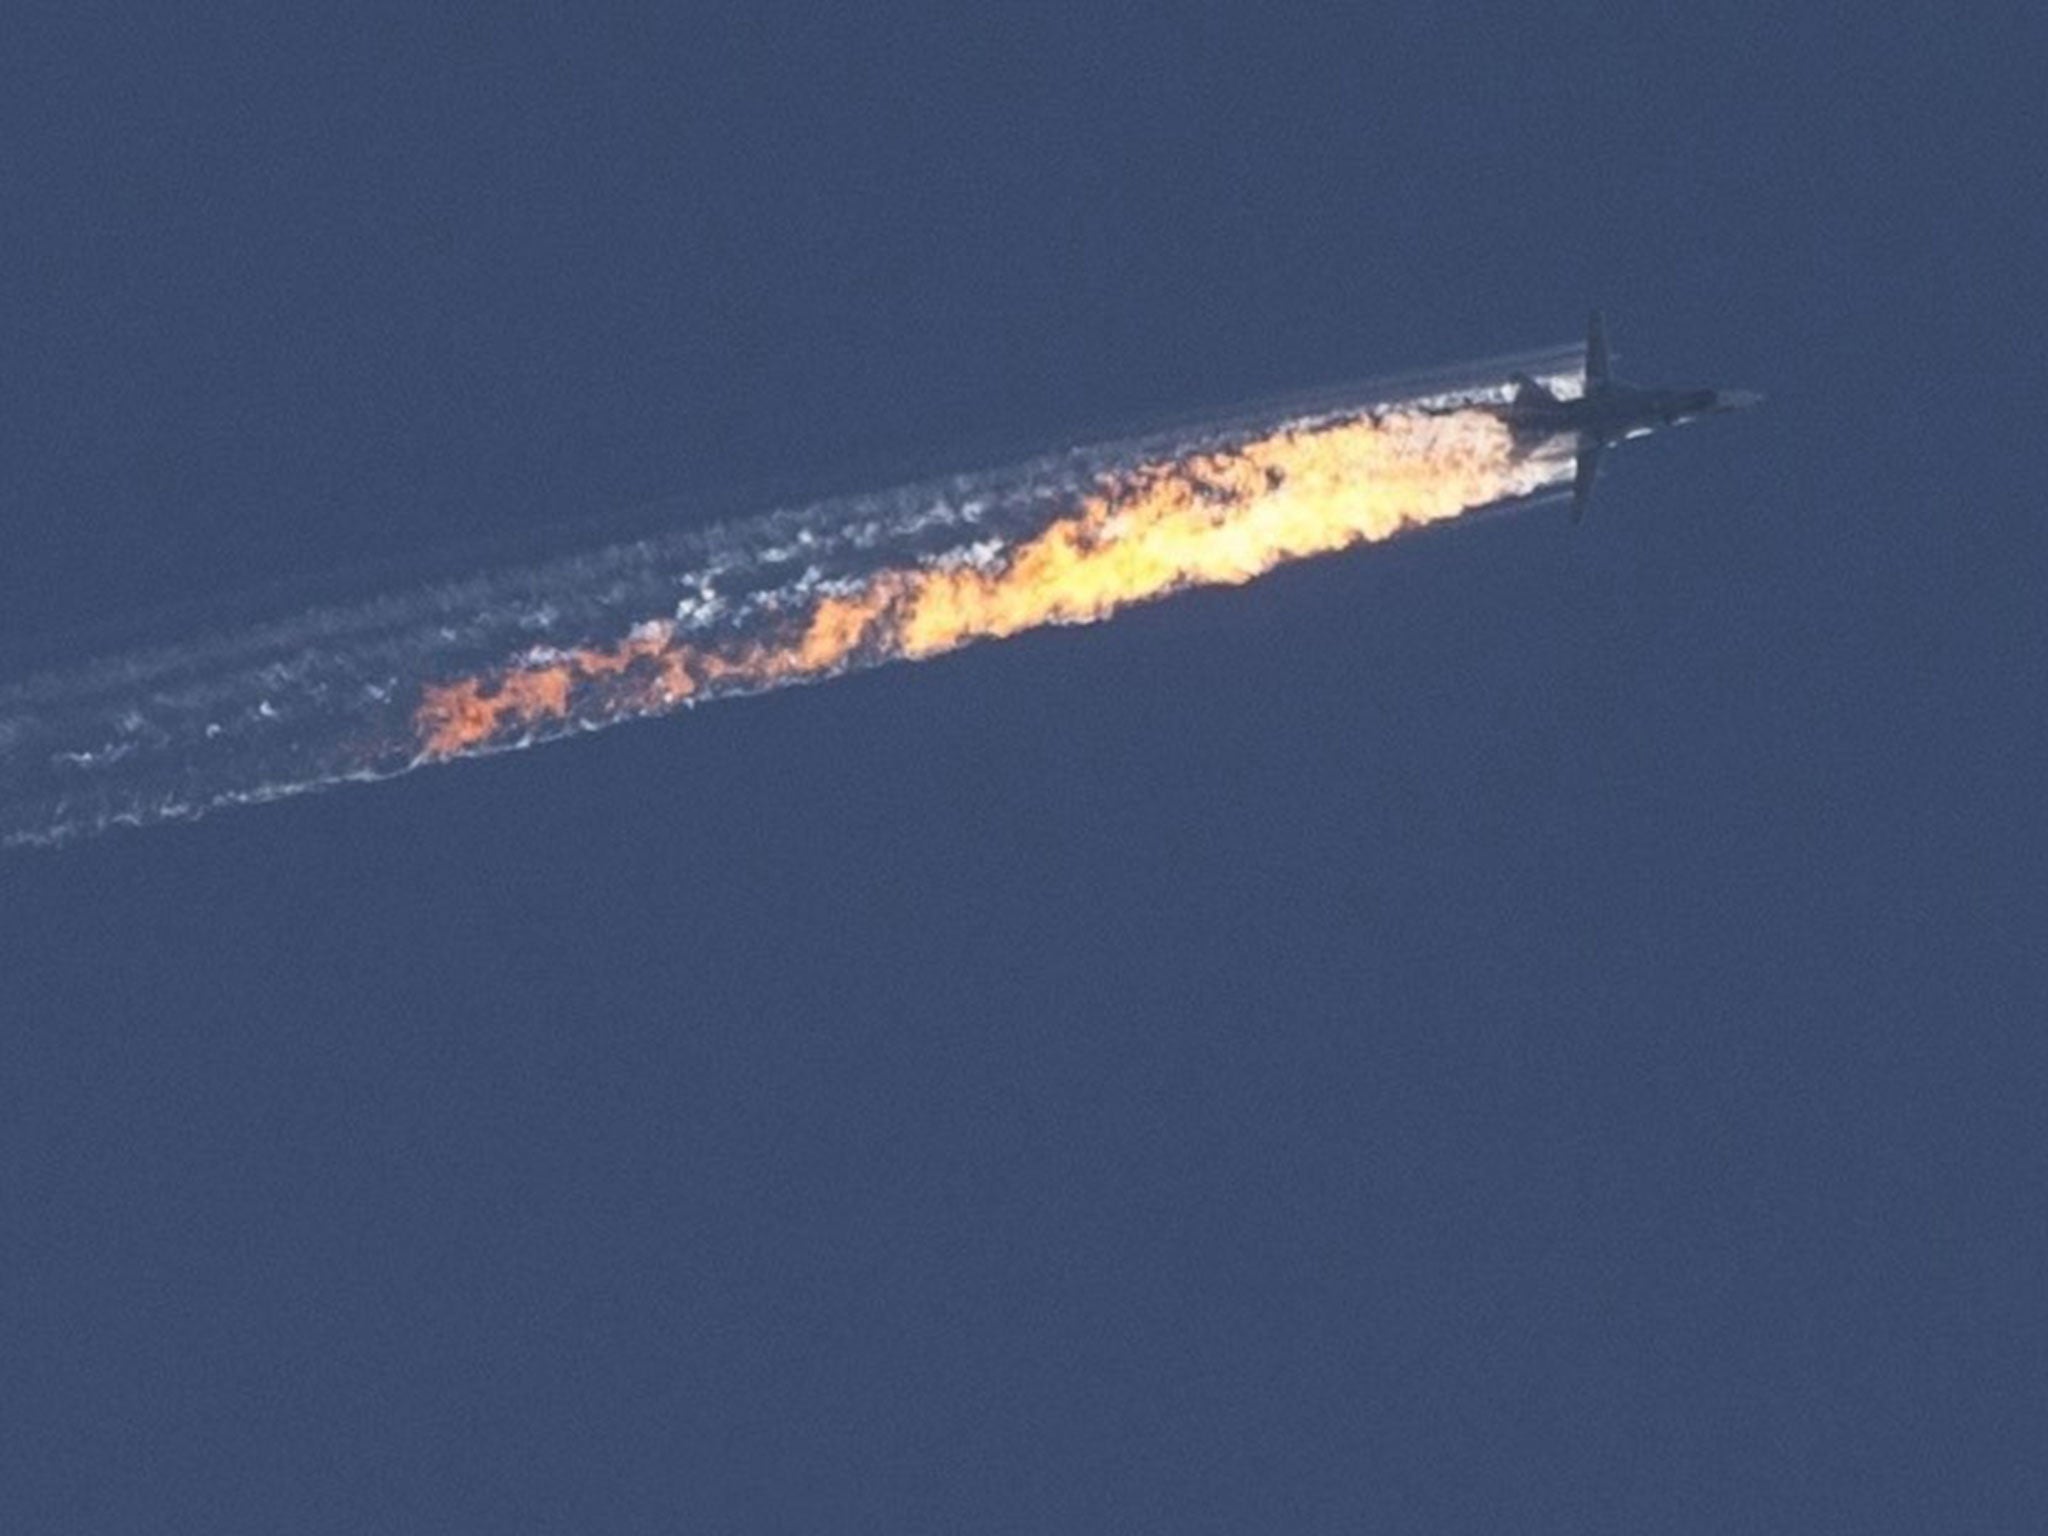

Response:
(1716, 389), (1765, 410)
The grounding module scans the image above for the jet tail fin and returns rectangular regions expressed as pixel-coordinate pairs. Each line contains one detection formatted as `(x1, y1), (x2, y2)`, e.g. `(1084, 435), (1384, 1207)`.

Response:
(1510, 372), (1557, 404)
(1586, 310), (1611, 390)
(1571, 441), (1605, 523)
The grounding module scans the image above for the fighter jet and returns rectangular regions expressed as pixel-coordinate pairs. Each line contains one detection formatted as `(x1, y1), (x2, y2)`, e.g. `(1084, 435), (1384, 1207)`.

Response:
(1497, 311), (1761, 521)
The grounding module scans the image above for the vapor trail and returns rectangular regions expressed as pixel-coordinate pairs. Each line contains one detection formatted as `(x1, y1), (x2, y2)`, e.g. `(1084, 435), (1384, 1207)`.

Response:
(1, 347), (1579, 848)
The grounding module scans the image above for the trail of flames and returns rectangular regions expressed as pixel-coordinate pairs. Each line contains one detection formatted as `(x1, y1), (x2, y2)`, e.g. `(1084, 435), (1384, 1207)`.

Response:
(415, 407), (1556, 759)
(3, 354), (1581, 849)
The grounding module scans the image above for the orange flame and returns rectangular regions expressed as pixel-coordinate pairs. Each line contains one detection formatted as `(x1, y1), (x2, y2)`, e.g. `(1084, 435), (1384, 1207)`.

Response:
(414, 407), (1542, 759)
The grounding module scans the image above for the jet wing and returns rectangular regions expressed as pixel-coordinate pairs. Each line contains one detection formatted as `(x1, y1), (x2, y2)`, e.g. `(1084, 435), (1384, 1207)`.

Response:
(1586, 310), (1611, 386)
(1571, 441), (1605, 523)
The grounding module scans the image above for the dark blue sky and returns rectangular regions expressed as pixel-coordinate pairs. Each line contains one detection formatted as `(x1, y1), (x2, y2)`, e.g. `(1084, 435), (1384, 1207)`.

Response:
(4, 8), (2042, 1531)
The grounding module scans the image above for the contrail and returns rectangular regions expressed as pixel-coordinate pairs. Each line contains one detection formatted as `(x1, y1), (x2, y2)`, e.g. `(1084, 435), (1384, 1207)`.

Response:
(0, 344), (1580, 849)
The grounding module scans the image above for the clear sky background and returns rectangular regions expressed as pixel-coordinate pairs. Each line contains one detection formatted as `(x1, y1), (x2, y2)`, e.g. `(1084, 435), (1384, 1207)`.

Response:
(3, 7), (2042, 1531)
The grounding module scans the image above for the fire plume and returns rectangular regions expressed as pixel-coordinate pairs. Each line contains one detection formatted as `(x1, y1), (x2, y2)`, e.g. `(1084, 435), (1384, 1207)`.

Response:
(413, 406), (1543, 760)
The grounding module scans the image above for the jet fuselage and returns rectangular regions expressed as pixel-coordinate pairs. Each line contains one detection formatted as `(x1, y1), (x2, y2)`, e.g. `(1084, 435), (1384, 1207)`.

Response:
(1497, 382), (1762, 457)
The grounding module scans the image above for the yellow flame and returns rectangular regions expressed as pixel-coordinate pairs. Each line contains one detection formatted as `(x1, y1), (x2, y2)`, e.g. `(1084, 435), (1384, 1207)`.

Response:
(415, 407), (1540, 759)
